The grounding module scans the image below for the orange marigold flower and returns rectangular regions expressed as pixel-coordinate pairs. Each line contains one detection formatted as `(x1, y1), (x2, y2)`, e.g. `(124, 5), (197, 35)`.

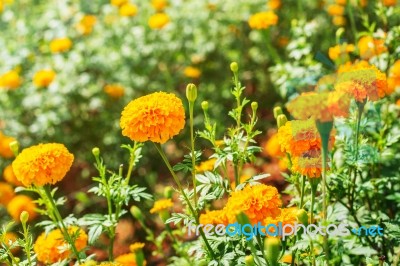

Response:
(0, 182), (15, 206)
(357, 36), (387, 60)
(34, 227), (87, 264)
(33, 69), (56, 87)
(267, 0), (281, 10)
(382, 0), (397, 6)
(291, 149), (324, 178)
(199, 209), (229, 225)
(7, 195), (37, 222)
(2, 232), (19, 253)
(76, 15), (97, 35)
(248, 11), (278, 30)
(328, 43), (355, 60)
(150, 198), (173, 214)
(50, 37), (72, 53)
(195, 158), (216, 173)
(104, 84), (125, 99)
(120, 92), (185, 144)
(396, 99), (400, 107)
(327, 4), (345, 16)
(183, 66), (201, 79)
(151, 0), (168, 11)
(119, 3), (138, 17)
(0, 132), (16, 158)
(286, 91), (350, 122)
(264, 207), (299, 235)
(12, 143), (74, 187)
(387, 60), (400, 93)
(332, 16), (346, 26)
(336, 61), (389, 101)
(0, 70), (22, 90)
(148, 13), (170, 30)
(3, 164), (23, 186)
(115, 253), (144, 266)
(129, 242), (145, 252)
(224, 184), (281, 224)
(280, 254), (293, 264)
(264, 133), (284, 157)
(111, 0), (128, 7)
(335, 0), (347, 4)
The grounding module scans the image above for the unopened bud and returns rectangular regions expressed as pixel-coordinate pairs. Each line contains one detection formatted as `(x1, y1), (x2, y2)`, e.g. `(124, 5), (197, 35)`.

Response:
(186, 83), (198, 102)
(130, 206), (143, 221)
(230, 62), (238, 73)
(164, 186), (173, 199)
(9, 141), (19, 157)
(92, 147), (100, 158)
(265, 237), (281, 266)
(277, 114), (288, 128)
(20, 211), (29, 224)
(251, 102), (258, 112)
(273, 106), (283, 119)
(245, 255), (255, 266)
(201, 101), (209, 111)
(296, 209), (308, 226)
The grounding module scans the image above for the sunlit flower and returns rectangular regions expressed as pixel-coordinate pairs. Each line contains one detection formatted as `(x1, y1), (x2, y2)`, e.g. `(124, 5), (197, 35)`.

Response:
(7, 195), (37, 222)
(104, 84), (125, 99)
(264, 207), (299, 235)
(76, 15), (96, 35)
(291, 149), (324, 178)
(150, 198), (173, 214)
(34, 227), (87, 264)
(33, 69), (56, 87)
(335, 0), (347, 4)
(328, 43), (355, 60)
(267, 0), (281, 10)
(248, 11), (278, 30)
(327, 4), (345, 16)
(0, 182), (15, 206)
(195, 158), (216, 173)
(151, 0), (168, 11)
(129, 242), (145, 252)
(12, 143), (74, 187)
(199, 209), (229, 225)
(2, 232), (19, 253)
(119, 3), (138, 17)
(148, 13), (170, 29)
(120, 92), (185, 143)
(0, 132), (16, 158)
(264, 133), (284, 157)
(50, 37), (72, 53)
(332, 16), (346, 26)
(183, 66), (201, 79)
(357, 36), (387, 60)
(3, 164), (23, 186)
(388, 60), (400, 93)
(111, 0), (128, 7)
(0, 70), (22, 90)
(115, 253), (143, 266)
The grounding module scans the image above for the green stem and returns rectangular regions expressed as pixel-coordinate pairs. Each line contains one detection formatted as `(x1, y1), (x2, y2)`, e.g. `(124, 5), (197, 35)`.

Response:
(300, 175), (306, 208)
(321, 139), (330, 264)
(21, 223), (32, 266)
(346, 2), (358, 42)
(189, 101), (198, 206)
(264, 29), (282, 64)
(153, 143), (216, 259)
(125, 145), (137, 184)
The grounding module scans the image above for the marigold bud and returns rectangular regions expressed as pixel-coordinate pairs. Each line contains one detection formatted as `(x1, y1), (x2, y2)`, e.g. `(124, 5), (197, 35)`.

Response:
(230, 62), (238, 73)
(201, 101), (209, 111)
(20, 211), (29, 224)
(273, 106), (283, 119)
(251, 102), (258, 112)
(277, 114), (288, 128)
(9, 141), (19, 157)
(164, 186), (173, 198)
(130, 205), (143, 221)
(245, 255), (255, 266)
(186, 83), (198, 102)
(92, 147), (100, 157)
(296, 209), (308, 226)
(265, 237), (281, 266)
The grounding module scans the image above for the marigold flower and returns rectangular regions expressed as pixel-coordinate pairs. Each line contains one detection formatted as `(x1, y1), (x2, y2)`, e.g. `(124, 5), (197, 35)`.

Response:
(2, 232), (19, 253)
(148, 13), (170, 29)
(104, 84), (125, 99)
(33, 69), (56, 87)
(7, 195), (37, 222)
(328, 43), (355, 60)
(264, 207), (299, 235)
(12, 143), (74, 187)
(111, 0), (128, 7)
(267, 0), (281, 10)
(357, 36), (387, 60)
(248, 11), (278, 30)
(335, 0), (347, 4)
(264, 133), (284, 158)
(291, 149), (324, 178)
(150, 198), (173, 214)
(129, 242), (145, 252)
(0, 70), (22, 90)
(76, 15), (97, 35)
(388, 60), (400, 93)
(151, 0), (168, 11)
(332, 16), (346, 26)
(120, 92), (185, 143)
(115, 253), (144, 266)
(3, 164), (23, 186)
(327, 4), (345, 16)
(0, 132), (16, 158)
(34, 227), (87, 264)
(280, 254), (293, 264)
(195, 158), (216, 173)
(119, 3), (138, 17)
(50, 37), (72, 53)
(199, 209), (229, 225)
(183, 66), (201, 79)
(382, 0), (397, 6)
(0, 182), (15, 206)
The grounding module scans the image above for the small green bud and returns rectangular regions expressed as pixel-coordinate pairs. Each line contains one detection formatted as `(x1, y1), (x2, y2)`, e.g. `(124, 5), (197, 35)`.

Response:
(296, 209), (308, 226)
(20, 211), (29, 224)
(92, 147), (100, 157)
(251, 102), (258, 112)
(164, 186), (174, 199)
(130, 206), (144, 221)
(273, 106), (283, 119)
(201, 101), (209, 111)
(245, 255), (255, 266)
(9, 141), (19, 157)
(186, 83), (198, 102)
(277, 114), (288, 128)
(230, 62), (238, 73)
(265, 237), (281, 266)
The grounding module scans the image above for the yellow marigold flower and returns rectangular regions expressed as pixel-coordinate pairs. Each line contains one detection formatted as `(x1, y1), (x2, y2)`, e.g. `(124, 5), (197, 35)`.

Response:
(291, 149), (324, 178)
(33, 69), (56, 87)
(388, 60), (400, 93)
(76, 15), (97, 35)
(104, 84), (125, 99)
(328, 43), (355, 60)
(183, 66), (201, 79)
(280, 254), (293, 264)
(119, 3), (138, 17)
(195, 158), (216, 173)
(0, 132), (16, 158)
(3, 164), (23, 186)
(79, 260), (98, 266)
(0, 182), (15, 206)
(0, 70), (22, 90)
(111, 0), (128, 7)
(286, 91), (350, 122)
(199, 209), (229, 225)
(230, 174), (251, 190)
(396, 99), (400, 107)
(382, 0), (397, 6)
(50, 37), (72, 53)
(264, 132), (284, 157)
(151, 0), (168, 11)
(214, 140), (224, 147)
(267, 0), (281, 10)
(336, 61), (389, 101)
(327, 4), (345, 16)
(357, 36), (387, 60)
(224, 184), (281, 224)
(129, 242), (145, 252)
(264, 207), (299, 235)
(34, 227), (87, 264)
(120, 92), (185, 144)
(115, 253), (141, 266)
(2, 232), (19, 253)
(332, 16), (346, 26)
(150, 198), (173, 214)
(335, 0), (347, 4)
(12, 143), (74, 187)
(7, 195), (37, 222)
(248, 11), (278, 30)
(148, 13), (170, 29)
